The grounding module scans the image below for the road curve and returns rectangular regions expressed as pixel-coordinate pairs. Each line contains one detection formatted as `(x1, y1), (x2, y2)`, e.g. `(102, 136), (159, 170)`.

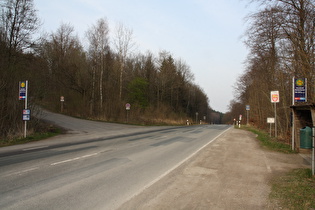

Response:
(0, 110), (231, 209)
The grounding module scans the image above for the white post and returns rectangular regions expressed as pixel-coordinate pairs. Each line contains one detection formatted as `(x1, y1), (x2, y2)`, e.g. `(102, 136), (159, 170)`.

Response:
(24, 80), (28, 138)
(271, 91), (279, 138)
(275, 102), (277, 138)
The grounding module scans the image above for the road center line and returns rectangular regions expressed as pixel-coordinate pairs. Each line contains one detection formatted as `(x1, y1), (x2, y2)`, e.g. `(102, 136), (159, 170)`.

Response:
(4, 167), (40, 177)
(50, 153), (98, 166)
(82, 153), (98, 158)
(20, 167), (40, 173)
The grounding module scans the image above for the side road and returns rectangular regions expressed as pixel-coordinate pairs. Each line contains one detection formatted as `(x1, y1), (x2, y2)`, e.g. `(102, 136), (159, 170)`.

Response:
(119, 128), (310, 209)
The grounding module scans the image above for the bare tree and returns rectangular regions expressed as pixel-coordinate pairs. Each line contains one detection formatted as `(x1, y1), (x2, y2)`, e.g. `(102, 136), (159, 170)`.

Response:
(0, 0), (40, 138)
(113, 23), (135, 100)
(251, 0), (315, 101)
(38, 23), (90, 114)
(242, 7), (284, 128)
(86, 18), (110, 115)
(0, 0), (40, 56)
(230, 0), (315, 137)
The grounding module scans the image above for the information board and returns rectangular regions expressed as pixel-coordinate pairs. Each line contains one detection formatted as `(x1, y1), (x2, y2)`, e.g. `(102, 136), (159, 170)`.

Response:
(294, 78), (307, 102)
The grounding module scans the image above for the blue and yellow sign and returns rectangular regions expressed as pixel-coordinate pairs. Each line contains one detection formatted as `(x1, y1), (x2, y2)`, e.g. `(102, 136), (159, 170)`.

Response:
(19, 81), (27, 100)
(294, 78), (306, 102)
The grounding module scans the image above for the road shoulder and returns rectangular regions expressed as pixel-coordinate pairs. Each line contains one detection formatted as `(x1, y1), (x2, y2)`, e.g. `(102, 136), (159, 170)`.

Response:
(118, 128), (309, 209)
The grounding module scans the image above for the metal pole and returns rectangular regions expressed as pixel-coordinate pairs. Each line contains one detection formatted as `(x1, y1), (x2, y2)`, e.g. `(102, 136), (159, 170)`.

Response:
(61, 102), (64, 113)
(195, 112), (198, 124)
(24, 80), (28, 138)
(248, 110), (249, 125)
(275, 102), (277, 138)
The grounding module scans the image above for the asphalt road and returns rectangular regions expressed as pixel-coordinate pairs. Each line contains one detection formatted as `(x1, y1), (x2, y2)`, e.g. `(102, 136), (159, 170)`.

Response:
(0, 110), (231, 209)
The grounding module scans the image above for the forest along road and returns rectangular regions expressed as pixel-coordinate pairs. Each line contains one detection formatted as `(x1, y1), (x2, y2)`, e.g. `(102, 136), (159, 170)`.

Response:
(0, 110), (231, 210)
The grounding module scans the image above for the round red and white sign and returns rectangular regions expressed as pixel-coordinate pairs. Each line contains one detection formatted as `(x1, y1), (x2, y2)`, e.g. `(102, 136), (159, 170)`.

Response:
(125, 103), (131, 110)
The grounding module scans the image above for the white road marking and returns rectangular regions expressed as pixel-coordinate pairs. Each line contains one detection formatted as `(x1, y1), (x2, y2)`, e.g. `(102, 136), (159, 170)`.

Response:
(82, 153), (98, 158)
(2, 153), (99, 178)
(4, 167), (40, 177)
(50, 153), (98, 166)
(20, 167), (40, 173)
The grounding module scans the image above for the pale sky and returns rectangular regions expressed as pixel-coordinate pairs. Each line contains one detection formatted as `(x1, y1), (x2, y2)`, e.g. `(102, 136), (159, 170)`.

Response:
(34, 0), (255, 113)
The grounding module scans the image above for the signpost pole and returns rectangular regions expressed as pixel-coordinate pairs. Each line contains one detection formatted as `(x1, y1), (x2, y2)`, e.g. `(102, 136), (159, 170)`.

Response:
(246, 105), (250, 125)
(60, 96), (64, 113)
(24, 80), (28, 138)
(195, 112), (198, 124)
(19, 80), (30, 138)
(267, 118), (275, 137)
(125, 103), (131, 123)
(127, 110), (129, 123)
(275, 102), (277, 138)
(271, 91), (279, 138)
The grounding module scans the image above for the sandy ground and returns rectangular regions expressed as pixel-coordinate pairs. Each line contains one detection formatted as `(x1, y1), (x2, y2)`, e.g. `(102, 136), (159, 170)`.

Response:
(118, 128), (310, 209)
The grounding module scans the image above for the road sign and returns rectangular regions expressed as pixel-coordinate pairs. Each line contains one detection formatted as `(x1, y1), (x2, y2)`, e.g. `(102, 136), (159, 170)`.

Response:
(270, 91), (280, 103)
(294, 78), (307, 102)
(23, 109), (30, 121)
(19, 81), (27, 100)
(246, 105), (250, 111)
(23, 109), (30, 115)
(60, 96), (65, 102)
(267, 117), (275, 123)
(125, 103), (131, 110)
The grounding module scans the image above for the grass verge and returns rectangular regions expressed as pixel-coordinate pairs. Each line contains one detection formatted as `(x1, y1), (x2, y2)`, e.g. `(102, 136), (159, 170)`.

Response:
(240, 126), (314, 209)
(241, 126), (295, 154)
(270, 168), (315, 209)
(0, 127), (63, 147)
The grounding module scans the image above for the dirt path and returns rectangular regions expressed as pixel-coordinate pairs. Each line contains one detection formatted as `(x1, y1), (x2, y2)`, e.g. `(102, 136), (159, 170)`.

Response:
(119, 128), (309, 209)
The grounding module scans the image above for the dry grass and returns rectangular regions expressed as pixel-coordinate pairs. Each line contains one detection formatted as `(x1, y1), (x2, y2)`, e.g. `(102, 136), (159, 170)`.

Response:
(270, 168), (315, 209)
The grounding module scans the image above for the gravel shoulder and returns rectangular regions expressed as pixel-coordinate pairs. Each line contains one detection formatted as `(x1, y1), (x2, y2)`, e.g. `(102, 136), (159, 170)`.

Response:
(118, 128), (310, 209)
